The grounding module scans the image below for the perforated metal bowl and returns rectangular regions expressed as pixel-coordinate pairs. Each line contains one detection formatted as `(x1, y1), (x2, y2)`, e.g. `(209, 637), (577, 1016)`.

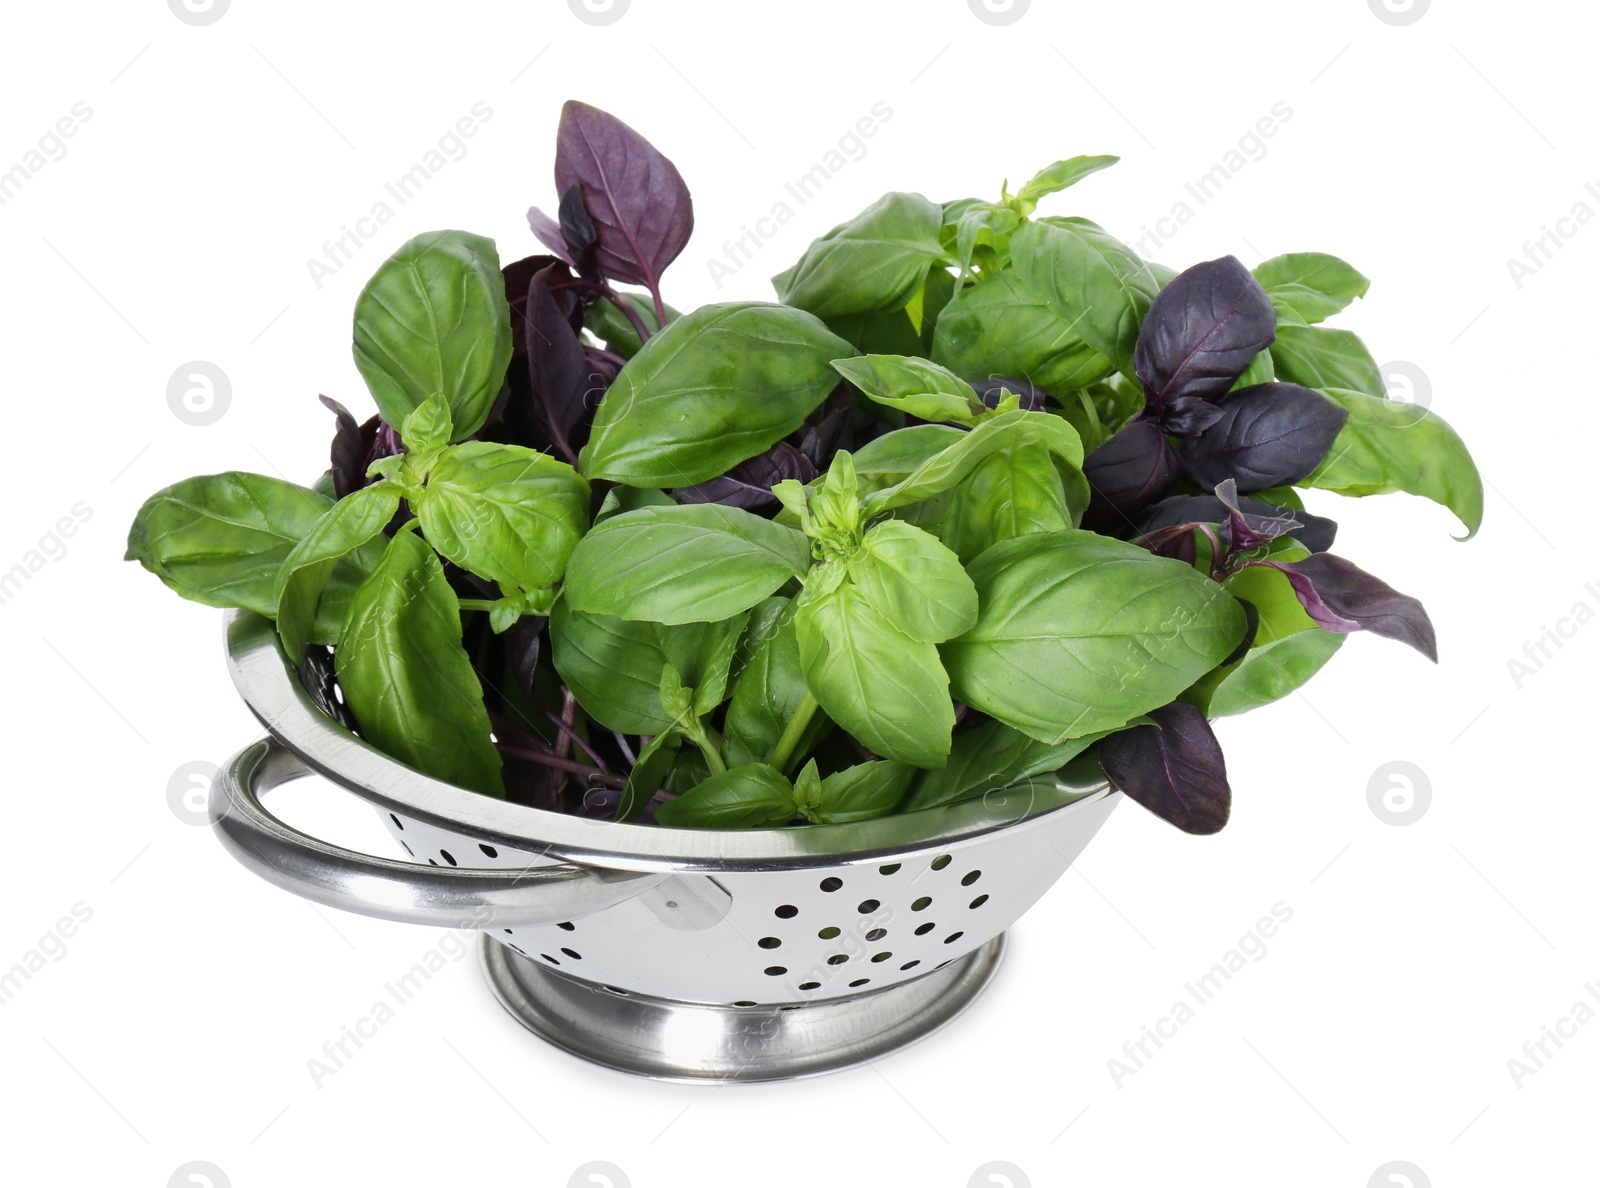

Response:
(212, 611), (1121, 1081)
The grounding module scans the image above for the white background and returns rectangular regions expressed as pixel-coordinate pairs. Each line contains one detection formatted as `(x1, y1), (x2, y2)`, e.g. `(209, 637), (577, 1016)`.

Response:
(0, 0), (1591, 1185)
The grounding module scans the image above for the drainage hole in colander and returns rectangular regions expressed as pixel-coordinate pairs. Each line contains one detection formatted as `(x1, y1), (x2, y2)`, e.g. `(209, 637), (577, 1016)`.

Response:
(900, 960), (921, 971)
(970, 894), (989, 909)
(399, 840), (414, 857)
(827, 954), (848, 966)
(818, 926), (841, 939)
(870, 952), (893, 963)
(439, 849), (457, 867)
(502, 928), (513, 935)
(915, 922), (935, 936)
(961, 869), (982, 886)
(799, 981), (821, 991)
(602, 985), (630, 996)
(427, 858), (439, 866)
(389, 813), (405, 831)
(931, 854), (952, 870)
(775, 904), (799, 919)
(764, 966), (787, 976)
(819, 876), (843, 892)
(911, 896), (932, 911)
(865, 928), (887, 941)
(540, 954), (560, 965)
(849, 978), (870, 987)
(944, 931), (965, 944)
(560, 947), (582, 960)
(479, 843), (499, 859)
(733, 1000), (757, 1007)
(857, 899), (881, 914)
(758, 937), (782, 949)
(557, 921), (576, 931)
(879, 863), (901, 875)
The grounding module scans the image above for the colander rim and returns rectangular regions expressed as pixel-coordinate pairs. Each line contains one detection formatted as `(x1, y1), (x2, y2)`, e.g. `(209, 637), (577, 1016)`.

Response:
(224, 610), (1114, 872)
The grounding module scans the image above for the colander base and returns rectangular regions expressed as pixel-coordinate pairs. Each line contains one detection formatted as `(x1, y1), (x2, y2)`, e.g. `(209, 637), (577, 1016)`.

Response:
(479, 931), (1005, 1083)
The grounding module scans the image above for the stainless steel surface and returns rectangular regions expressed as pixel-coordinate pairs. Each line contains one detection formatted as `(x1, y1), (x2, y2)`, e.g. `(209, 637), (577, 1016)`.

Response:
(211, 737), (666, 928)
(216, 609), (1123, 1076)
(479, 931), (1008, 1083)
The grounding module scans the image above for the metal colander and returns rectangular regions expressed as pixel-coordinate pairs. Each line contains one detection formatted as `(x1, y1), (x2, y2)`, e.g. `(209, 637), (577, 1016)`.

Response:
(213, 612), (1121, 1081)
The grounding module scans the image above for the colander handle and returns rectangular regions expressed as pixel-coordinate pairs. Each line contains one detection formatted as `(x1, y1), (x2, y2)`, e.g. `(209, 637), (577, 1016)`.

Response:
(210, 737), (667, 928)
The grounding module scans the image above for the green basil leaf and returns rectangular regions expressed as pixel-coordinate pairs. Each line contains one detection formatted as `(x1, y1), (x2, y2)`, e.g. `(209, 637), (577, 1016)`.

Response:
(564, 504), (811, 625)
(620, 727), (682, 822)
(352, 230), (512, 441)
(1268, 324), (1385, 398)
(863, 410), (1085, 516)
(1206, 629), (1345, 718)
(126, 472), (338, 616)
(796, 582), (954, 767)
(1223, 547), (1315, 642)
(1302, 387), (1483, 540)
(805, 760), (915, 824)
(550, 601), (749, 734)
(1011, 217), (1161, 377)
(850, 425), (968, 485)
(848, 520), (978, 643)
(400, 392), (453, 454)
(830, 355), (987, 425)
(1253, 253), (1370, 326)
(653, 763), (798, 829)
(725, 598), (833, 768)
(825, 307), (926, 358)
(951, 202), (1022, 276)
(415, 441), (590, 593)
(932, 269), (1114, 394)
(579, 301), (852, 486)
(595, 484), (676, 523)
(1013, 154), (1120, 210)
(335, 530), (503, 796)
(1229, 348), (1276, 393)
(938, 440), (1078, 565)
(902, 719), (1108, 813)
(584, 293), (679, 358)
(943, 529), (1248, 743)
(772, 192), (948, 319)
(273, 483), (400, 659)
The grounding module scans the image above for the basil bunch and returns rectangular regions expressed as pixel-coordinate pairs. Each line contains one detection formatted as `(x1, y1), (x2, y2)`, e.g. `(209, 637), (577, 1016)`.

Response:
(127, 101), (1482, 835)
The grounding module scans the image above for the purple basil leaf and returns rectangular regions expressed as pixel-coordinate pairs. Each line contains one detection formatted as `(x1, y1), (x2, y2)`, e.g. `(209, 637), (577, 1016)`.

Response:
(1180, 383), (1349, 493)
(503, 617), (544, 703)
(1135, 255), (1277, 407)
(1244, 553), (1438, 661)
(526, 265), (604, 453)
(1081, 420), (1182, 534)
(1140, 492), (1337, 554)
(1221, 598), (1259, 666)
(526, 207), (575, 267)
(319, 395), (366, 500)
(503, 254), (571, 340)
(1158, 393), (1227, 436)
(1131, 521), (1203, 565)
(970, 377), (1049, 412)
(673, 441), (818, 511)
(1213, 479), (1278, 552)
(558, 182), (602, 284)
(791, 382), (854, 468)
(1099, 702), (1231, 835)
(554, 101), (693, 292)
